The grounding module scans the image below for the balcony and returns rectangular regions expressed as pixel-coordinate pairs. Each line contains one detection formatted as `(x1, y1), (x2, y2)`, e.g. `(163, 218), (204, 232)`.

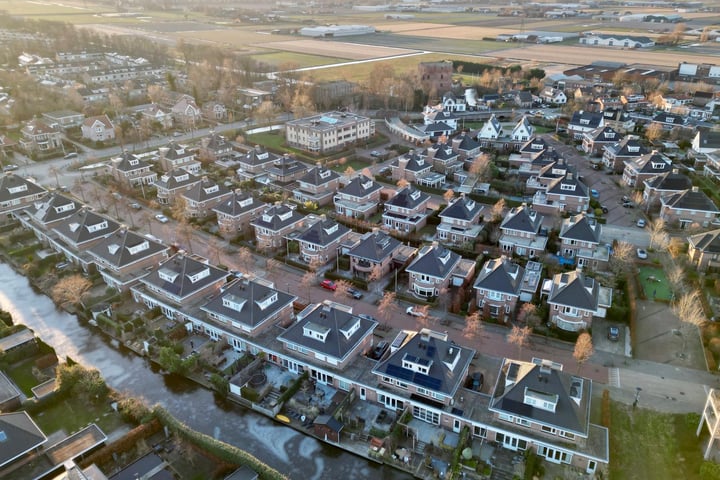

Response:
(551, 313), (587, 332)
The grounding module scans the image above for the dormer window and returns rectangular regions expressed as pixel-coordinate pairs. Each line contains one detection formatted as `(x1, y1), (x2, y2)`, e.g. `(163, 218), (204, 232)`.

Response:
(176, 173), (189, 182)
(158, 268), (179, 283)
(319, 169), (331, 179)
(54, 203), (75, 213)
(187, 267), (210, 283)
(262, 213), (273, 222)
(126, 240), (149, 255)
(8, 184), (28, 194)
(524, 387), (558, 413)
(238, 197), (253, 208)
(560, 183), (576, 191)
(410, 190), (421, 201)
(651, 162), (665, 169)
(69, 222), (80, 232)
(204, 185), (219, 195)
(107, 244), (120, 255)
(361, 180), (373, 190)
(257, 152), (268, 160)
(438, 249), (452, 264)
(129, 159), (139, 166)
(223, 294), (246, 312)
(628, 146), (639, 152)
(339, 317), (361, 340)
(86, 220), (108, 233)
(402, 353), (432, 374)
(278, 210), (293, 221)
(255, 292), (278, 310)
(323, 223), (338, 235)
(303, 321), (330, 342)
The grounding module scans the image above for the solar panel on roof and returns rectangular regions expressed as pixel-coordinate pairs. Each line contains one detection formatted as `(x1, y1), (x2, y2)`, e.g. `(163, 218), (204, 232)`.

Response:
(426, 345), (436, 358)
(320, 116), (338, 124)
(414, 372), (442, 390)
(386, 363), (414, 382)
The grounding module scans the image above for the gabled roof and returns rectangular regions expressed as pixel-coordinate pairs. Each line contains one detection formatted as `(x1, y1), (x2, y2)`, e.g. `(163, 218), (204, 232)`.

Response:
(643, 171), (692, 192)
(204, 132), (232, 151)
(427, 143), (459, 162)
(689, 229), (720, 254)
(453, 133), (481, 152)
(0, 411), (47, 469)
(88, 228), (168, 269)
(213, 191), (266, 218)
(155, 169), (201, 191)
(586, 126), (620, 143)
(547, 269), (599, 311)
(338, 175), (382, 198)
(181, 178), (231, 203)
(373, 329), (474, 397)
(82, 114), (113, 129)
(386, 187), (429, 210)
(278, 301), (376, 362)
(299, 165), (341, 186)
(296, 218), (350, 247)
(267, 154), (308, 177)
(162, 141), (194, 161)
(440, 196), (483, 222)
(513, 116), (532, 134)
(605, 136), (649, 158)
(695, 129), (720, 150)
(27, 192), (80, 224)
(662, 189), (719, 213)
(546, 171), (588, 198)
(140, 253), (227, 300)
(490, 359), (591, 436)
(21, 119), (57, 136)
(518, 137), (549, 154)
(652, 111), (686, 125)
(251, 204), (304, 232)
(0, 174), (46, 203)
(347, 230), (401, 262)
(569, 111), (603, 129)
(560, 213), (601, 244)
(501, 205), (542, 234)
(406, 244), (460, 280)
(473, 256), (524, 296)
(53, 208), (120, 246)
(201, 278), (296, 330)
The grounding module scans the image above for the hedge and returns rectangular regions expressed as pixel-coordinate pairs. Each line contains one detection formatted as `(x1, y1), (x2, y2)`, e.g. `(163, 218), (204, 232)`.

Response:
(153, 407), (289, 480)
(78, 419), (162, 469)
(323, 270), (369, 290)
(277, 371), (308, 405)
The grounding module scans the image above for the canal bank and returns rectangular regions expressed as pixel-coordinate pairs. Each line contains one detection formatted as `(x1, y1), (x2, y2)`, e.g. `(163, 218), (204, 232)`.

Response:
(0, 261), (413, 480)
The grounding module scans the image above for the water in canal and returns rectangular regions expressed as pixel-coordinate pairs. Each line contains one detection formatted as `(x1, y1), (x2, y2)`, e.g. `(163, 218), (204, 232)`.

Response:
(0, 262), (411, 479)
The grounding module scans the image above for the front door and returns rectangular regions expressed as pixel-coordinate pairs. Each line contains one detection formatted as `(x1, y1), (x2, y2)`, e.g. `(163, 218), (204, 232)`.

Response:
(359, 387), (366, 401)
(453, 419), (461, 433)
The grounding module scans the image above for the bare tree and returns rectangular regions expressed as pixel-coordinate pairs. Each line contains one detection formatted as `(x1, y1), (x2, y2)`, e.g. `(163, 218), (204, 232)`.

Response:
(368, 263), (384, 294)
(396, 178), (410, 188)
(377, 291), (399, 329)
(51, 275), (92, 308)
(672, 290), (706, 353)
(469, 153), (492, 181)
(344, 166), (355, 178)
(333, 279), (352, 302)
(667, 264), (686, 295)
(141, 211), (155, 235)
(462, 310), (483, 344)
(668, 237), (685, 259)
(265, 258), (281, 283)
(610, 241), (635, 275)
(443, 189), (455, 204)
(645, 122), (665, 144)
(300, 270), (317, 303)
(490, 198), (506, 223)
(573, 332), (594, 374)
(237, 247), (254, 273)
(507, 325), (531, 360)
(206, 236), (222, 266)
(516, 303), (539, 327)
(648, 218), (669, 250)
(177, 221), (194, 254)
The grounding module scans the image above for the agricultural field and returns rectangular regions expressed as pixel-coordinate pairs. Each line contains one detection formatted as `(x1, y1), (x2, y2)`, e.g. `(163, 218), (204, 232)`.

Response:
(249, 38), (419, 60)
(250, 51), (352, 69)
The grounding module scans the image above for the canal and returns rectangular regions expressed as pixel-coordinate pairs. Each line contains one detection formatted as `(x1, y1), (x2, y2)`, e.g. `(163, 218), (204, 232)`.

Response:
(0, 262), (412, 479)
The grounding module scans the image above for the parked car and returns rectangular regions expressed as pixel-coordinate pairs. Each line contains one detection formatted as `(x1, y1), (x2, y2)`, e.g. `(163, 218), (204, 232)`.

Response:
(601, 205), (609, 214)
(371, 341), (389, 360)
(637, 248), (648, 259)
(358, 314), (377, 322)
(55, 262), (70, 271)
(155, 214), (169, 223)
(607, 326), (620, 342)
(370, 151), (380, 157)
(636, 219), (646, 228)
(129, 202), (142, 210)
(406, 306), (426, 317)
(590, 189), (599, 198)
(2, 164), (18, 172)
(622, 202), (634, 208)
(64, 152), (78, 159)
(320, 279), (337, 291)
(347, 287), (363, 299)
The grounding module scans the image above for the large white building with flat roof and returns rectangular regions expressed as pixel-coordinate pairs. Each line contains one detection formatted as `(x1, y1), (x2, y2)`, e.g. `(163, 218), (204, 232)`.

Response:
(285, 111), (375, 154)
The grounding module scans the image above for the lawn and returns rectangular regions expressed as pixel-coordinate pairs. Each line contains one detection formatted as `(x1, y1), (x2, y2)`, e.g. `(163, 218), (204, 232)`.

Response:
(330, 158), (371, 173)
(609, 401), (705, 480)
(250, 51), (351, 69)
(33, 397), (127, 436)
(638, 266), (673, 301)
(5, 358), (42, 396)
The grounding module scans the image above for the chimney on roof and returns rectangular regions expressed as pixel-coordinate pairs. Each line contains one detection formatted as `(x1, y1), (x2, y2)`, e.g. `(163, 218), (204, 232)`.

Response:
(672, 168), (679, 174)
(255, 145), (262, 152)
(692, 186), (699, 193)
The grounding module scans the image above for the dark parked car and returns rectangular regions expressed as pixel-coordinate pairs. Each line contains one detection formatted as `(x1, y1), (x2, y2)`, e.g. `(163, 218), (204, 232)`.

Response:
(371, 341), (389, 360)
(347, 287), (363, 299)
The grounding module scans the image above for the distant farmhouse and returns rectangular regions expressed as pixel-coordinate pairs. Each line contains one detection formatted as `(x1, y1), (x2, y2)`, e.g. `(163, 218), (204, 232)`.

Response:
(579, 34), (655, 48)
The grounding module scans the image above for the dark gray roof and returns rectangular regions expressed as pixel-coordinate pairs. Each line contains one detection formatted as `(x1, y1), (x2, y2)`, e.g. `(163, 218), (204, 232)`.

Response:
(548, 270), (599, 311)
(689, 229), (720, 254)
(453, 133), (481, 152)
(0, 412), (47, 468)
(490, 360), (590, 436)
(88, 228), (168, 269)
(53, 208), (120, 246)
(162, 141), (194, 161)
(605, 136), (648, 158)
(663, 190), (719, 213)
(560, 214), (601, 244)
(473, 257), (524, 296)
(696, 129), (720, 150)
(644, 172), (692, 192)
(155, 169), (201, 191)
(239, 146), (279, 167)
(501, 205), (542, 234)
(113, 151), (152, 172)
(546, 172), (588, 198)
(141, 253), (228, 300)
(27, 192), (81, 225)
(299, 166), (340, 186)
(204, 133), (232, 152)
(347, 230), (401, 262)
(0, 174), (46, 204)
(278, 302), (376, 362)
(390, 151), (432, 173)
(587, 126), (620, 143)
(267, 154), (308, 178)
(314, 414), (343, 432)
(569, 111), (603, 129)
(251, 204), (305, 232)
(296, 218), (350, 247)
(181, 178), (231, 203)
(652, 112), (686, 125)
(386, 187), (429, 210)
(626, 151), (672, 174)
(427, 143), (459, 163)
(373, 330), (474, 397)
(201, 279), (295, 330)
(519, 137), (549, 154)
(440, 196), (483, 222)
(406, 244), (460, 279)
(338, 175), (382, 198)
(213, 191), (266, 218)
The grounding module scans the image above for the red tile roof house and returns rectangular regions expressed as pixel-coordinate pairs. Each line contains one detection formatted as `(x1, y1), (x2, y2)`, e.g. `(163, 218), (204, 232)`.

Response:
(19, 119), (63, 154)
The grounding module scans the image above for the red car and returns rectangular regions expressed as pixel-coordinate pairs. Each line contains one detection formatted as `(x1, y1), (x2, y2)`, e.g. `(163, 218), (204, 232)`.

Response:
(320, 279), (337, 291)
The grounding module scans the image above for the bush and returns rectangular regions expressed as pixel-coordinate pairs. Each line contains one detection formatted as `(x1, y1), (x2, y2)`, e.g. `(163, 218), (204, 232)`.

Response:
(241, 386), (259, 402)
